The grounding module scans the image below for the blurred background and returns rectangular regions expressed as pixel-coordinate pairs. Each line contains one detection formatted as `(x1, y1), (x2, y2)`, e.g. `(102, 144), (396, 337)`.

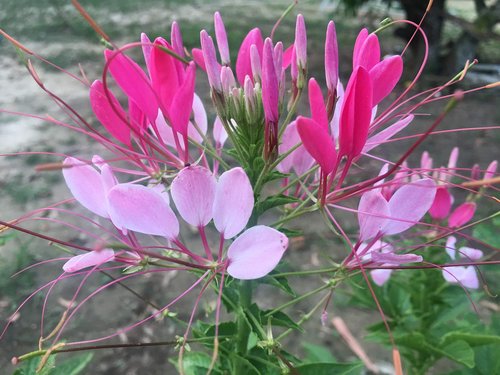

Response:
(1, 1), (499, 374)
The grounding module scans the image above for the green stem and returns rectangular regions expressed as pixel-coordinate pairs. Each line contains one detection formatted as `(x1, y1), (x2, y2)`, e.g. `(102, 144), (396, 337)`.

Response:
(235, 280), (253, 373)
(272, 266), (340, 278)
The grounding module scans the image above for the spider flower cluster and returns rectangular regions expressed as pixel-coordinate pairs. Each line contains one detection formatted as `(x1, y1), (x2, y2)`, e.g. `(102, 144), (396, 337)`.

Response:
(1, 5), (498, 373)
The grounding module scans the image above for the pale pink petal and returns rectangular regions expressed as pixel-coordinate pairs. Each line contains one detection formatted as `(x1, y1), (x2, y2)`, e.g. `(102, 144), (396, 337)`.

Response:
(448, 202), (476, 228)
(187, 93), (207, 144)
(63, 249), (115, 273)
(213, 116), (228, 146)
(364, 115), (414, 153)
(89, 80), (131, 145)
(227, 226), (288, 280)
(443, 266), (479, 289)
(294, 14), (307, 67)
(371, 269), (393, 286)
(369, 55), (403, 105)
(170, 166), (216, 227)
(107, 184), (179, 239)
(63, 157), (109, 218)
(429, 186), (452, 220)
(445, 236), (457, 259)
(383, 178), (436, 235)
(358, 190), (389, 241)
(213, 168), (254, 239)
(458, 247), (483, 260)
(191, 48), (206, 71)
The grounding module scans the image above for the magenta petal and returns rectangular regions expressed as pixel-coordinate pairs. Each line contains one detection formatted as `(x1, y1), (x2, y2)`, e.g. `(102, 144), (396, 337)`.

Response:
(63, 157), (109, 218)
(170, 62), (196, 139)
(63, 249), (115, 273)
(191, 48), (206, 71)
(369, 55), (403, 105)
(383, 178), (436, 235)
(171, 166), (216, 227)
(352, 28), (368, 68)
(371, 269), (393, 286)
(429, 187), (452, 220)
(262, 38), (279, 125)
(104, 49), (158, 123)
(236, 28), (264, 85)
(355, 33), (380, 70)
(297, 116), (336, 174)
(308, 78), (328, 129)
(150, 39), (180, 110)
(107, 184), (179, 239)
(213, 168), (254, 239)
(358, 190), (390, 241)
(89, 80), (131, 146)
(448, 202), (476, 228)
(227, 226), (288, 280)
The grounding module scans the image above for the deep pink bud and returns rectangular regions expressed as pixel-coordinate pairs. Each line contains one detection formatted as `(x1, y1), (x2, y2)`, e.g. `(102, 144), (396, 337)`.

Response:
(262, 38), (279, 125)
(428, 186), (452, 220)
(200, 30), (222, 92)
(171, 21), (185, 57)
(273, 42), (283, 80)
(449, 202), (476, 228)
(339, 66), (373, 159)
(471, 164), (481, 181)
(220, 66), (236, 95)
(294, 14), (307, 68)
(214, 12), (230, 65)
(325, 21), (339, 93)
(484, 160), (497, 180)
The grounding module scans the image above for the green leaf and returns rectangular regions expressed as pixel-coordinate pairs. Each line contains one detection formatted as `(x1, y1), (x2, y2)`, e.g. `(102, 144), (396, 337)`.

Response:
(279, 228), (303, 238)
(12, 355), (56, 375)
(52, 353), (93, 375)
(440, 340), (475, 368)
(177, 352), (218, 375)
(258, 274), (296, 297)
(264, 310), (303, 331)
(293, 362), (363, 375)
(254, 194), (300, 216)
(247, 331), (259, 351)
(441, 332), (500, 347)
(302, 342), (337, 363)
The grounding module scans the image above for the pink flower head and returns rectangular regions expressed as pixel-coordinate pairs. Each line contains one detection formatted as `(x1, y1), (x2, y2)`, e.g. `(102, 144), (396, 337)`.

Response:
(170, 166), (288, 279)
